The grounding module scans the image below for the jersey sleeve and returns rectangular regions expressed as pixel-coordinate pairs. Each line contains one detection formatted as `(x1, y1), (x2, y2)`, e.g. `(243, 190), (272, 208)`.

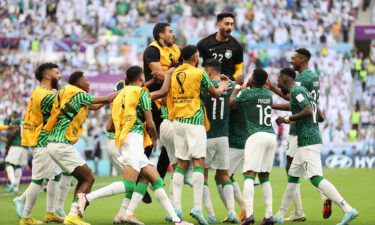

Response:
(139, 89), (152, 111)
(143, 46), (161, 65)
(292, 88), (310, 108)
(75, 92), (94, 106)
(201, 71), (213, 89)
(41, 94), (56, 114)
(233, 41), (243, 65)
(10, 118), (22, 125)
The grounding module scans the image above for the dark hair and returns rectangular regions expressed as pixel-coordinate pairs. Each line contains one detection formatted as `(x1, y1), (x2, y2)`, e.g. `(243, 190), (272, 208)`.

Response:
(203, 59), (221, 73)
(280, 68), (296, 80)
(35, 62), (58, 82)
(153, 23), (171, 41)
(181, 45), (198, 61)
(253, 68), (268, 86)
(126, 66), (143, 82)
(68, 71), (84, 85)
(295, 48), (311, 61)
(217, 12), (235, 23)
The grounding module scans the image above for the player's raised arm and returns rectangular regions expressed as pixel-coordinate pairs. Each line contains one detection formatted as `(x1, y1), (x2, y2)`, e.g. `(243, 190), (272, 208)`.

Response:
(265, 80), (290, 101)
(229, 75), (244, 107)
(91, 91), (119, 105)
(272, 103), (290, 111)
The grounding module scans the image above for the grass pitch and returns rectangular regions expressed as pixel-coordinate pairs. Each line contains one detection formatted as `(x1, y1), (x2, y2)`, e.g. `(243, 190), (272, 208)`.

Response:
(1, 168), (374, 225)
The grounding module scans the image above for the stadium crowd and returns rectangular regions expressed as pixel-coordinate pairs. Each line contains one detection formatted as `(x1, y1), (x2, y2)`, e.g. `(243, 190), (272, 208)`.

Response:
(0, 0), (374, 157)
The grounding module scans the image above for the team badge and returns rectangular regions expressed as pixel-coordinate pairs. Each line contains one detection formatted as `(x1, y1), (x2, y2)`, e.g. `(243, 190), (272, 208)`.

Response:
(225, 50), (232, 59)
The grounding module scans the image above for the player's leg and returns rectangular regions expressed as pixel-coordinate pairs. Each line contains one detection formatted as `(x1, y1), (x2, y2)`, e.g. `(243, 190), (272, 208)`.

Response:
(14, 165), (22, 193)
(55, 172), (73, 218)
(172, 159), (189, 213)
(5, 163), (16, 191)
(285, 135), (305, 221)
(106, 138), (123, 175)
(190, 157), (208, 225)
(304, 144), (358, 225)
(5, 146), (21, 192)
(203, 169), (216, 223)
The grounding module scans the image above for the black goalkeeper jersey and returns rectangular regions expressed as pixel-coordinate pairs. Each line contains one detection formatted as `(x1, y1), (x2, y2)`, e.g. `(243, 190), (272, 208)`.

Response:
(197, 33), (243, 80)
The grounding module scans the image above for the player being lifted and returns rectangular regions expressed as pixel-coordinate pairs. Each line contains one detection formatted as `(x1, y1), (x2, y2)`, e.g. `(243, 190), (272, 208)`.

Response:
(229, 69), (277, 225)
(201, 59), (240, 224)
(197, 12), (243, 80)
(44, 71), (118, 225)
(273, 69), (358, 225)
(168, 45), (229, 225)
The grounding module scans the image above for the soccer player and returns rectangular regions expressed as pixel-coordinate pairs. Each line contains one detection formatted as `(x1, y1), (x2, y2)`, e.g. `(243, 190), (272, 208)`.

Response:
(201, 59), (239, 224)
(168, 45), (228, 225)
(268, 49), (327, 221)
(197, 12), (243, 80)
(83, 66), (191, 225)
(273, 69), (359, 225)
(44, 71), (118, 225)
(143, 22), (181, 180)
(229, 70), (277, 225)
(5, 111), (27, 194)
(11, 63), (66, 225)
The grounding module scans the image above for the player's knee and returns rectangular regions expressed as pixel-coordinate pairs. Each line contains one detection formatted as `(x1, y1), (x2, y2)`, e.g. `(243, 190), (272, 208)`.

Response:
(152, 178), (164, 191)
(287, 175), (300, 183)
(53, 173), (62, 182)
(310, 176), (324, 187)
(123, 179), (135, 199)
(31, 179), (44, 186)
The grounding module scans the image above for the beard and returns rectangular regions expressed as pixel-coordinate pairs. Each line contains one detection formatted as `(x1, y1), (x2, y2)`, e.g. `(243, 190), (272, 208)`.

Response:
(220, 29), (231, 38)
(281, 87), (289, 95)
(52, 78), (60, 90)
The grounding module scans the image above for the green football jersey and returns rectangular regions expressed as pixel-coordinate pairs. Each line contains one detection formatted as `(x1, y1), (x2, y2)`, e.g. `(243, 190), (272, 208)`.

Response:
(10, 117), (26, 148)
(228, 107), (248, 150)
(289, 69), (320, 135)
(161, 106), (169, 120)
(202, 80), (234, 139)
(106, 131), (115, 139)
(129, 89), (152, 135)
(36, 93), (56, 147)
(290, 85), (322, 147)
(234, 88), (275, 137)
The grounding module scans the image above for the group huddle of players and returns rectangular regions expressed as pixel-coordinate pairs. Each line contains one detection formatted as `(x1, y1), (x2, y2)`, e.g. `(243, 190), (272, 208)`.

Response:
(6, 12), (359, 225)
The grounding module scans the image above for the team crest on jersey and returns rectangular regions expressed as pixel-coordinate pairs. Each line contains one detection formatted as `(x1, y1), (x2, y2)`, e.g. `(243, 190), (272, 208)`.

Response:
(225, 50), (232, 59)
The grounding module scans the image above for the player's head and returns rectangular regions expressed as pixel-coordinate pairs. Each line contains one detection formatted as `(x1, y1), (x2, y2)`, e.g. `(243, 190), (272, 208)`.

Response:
(68, 71), (90, 92)
(35, 62), (61, 89)
(291, 48), (311, 71)
(181, 45), (199, 66)
(252, 68), (268, 87)
(277, 68), (296, 94)
(217, 12), (235, 39)
(126, 66), (144, 86)
(153, 23), (175, 47)
(203, 58), (221, 78)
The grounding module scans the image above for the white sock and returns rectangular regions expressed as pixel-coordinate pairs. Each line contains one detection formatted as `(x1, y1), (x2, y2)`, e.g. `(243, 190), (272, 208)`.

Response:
(18, 191), (27, 203)
(318, 179), (352, 213)
(22, 182), (42, 218)
(216, 183), (227, 209)
(316, 187), (327, 202)
(292, 184), (304, 214)
(116, 198), (131, 217)
(261, 181), (273, 219)
(46, 180), (59, 212)
(125, 192), (143, 216)
(15, 168), (22, 187)
(56, 175), (73, 211)
(86, 181), (125, 202)
(69, 202), (79, 216)
(6, 166), (16, 184)
(233, 181), (246, 210)
(223, 183), (235, 214)
(275, 182), (298, 218)
(203, 184), (215, 217)
(172, 172), (184, 211)
(154, 188), (180, 222)
(192, 170), (204, 211)
(243, 178), (255, 217)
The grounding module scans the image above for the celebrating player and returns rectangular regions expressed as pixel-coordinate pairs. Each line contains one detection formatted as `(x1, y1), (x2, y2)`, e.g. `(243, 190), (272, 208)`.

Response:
(229, 69), (277, 225)
(168, 45), (229, 225)
(273, 69), (359, 225)
(44, 71), (118, 225)
(201, 58), (239, 224)
(197, 12), (243, 80)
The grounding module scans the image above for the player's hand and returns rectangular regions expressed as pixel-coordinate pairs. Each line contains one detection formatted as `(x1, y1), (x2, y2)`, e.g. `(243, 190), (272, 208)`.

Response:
(218, 81), (230, 91)
(246, 76), (253, 88)
(220, 74), (230, 81)
(235, 75), (244, 86)
(166, 67), (176, 75)
(264, 80), (274, 91)
(151, 70), (165, 81)
(9, 125), (19, 130)
(276, 116), (285, 125)
(152, 138), (158, 152)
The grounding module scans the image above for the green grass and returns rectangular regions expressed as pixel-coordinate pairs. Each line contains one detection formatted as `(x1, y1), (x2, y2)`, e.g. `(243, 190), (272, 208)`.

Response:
(1, 168), (374, 225)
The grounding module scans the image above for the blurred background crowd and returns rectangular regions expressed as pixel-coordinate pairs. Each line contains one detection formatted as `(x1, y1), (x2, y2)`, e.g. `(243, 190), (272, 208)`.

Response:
(0, 0), (374, 164)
